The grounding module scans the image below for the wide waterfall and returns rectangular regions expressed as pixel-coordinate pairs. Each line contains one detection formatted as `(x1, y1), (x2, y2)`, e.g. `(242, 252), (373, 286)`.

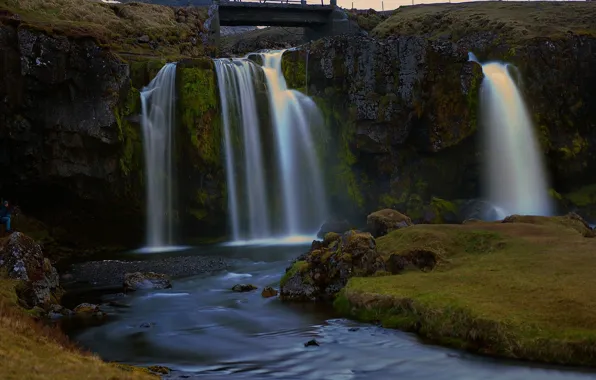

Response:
(140, 63), (177, 250)
(469, 53), (553, 218)
(215, 50), (328, 243)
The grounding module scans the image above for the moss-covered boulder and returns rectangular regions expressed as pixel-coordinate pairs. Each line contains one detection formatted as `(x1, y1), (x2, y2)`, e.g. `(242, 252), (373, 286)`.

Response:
(366, 209), (412, 238)
(280, 231), (385, 302)
(0, 232), (60, 308)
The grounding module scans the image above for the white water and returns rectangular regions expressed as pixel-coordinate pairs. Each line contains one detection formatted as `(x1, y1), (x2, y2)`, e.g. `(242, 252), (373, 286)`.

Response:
(140, 63), (177, 248)
(259, 50), (328, 236)
(215, 50), (328, 242)
(469, 53), (553, 218)
(215, 58), (271, 240)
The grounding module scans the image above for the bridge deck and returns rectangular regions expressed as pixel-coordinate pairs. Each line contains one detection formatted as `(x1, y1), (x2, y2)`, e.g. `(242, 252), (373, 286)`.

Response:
(218, 1), (335, 27)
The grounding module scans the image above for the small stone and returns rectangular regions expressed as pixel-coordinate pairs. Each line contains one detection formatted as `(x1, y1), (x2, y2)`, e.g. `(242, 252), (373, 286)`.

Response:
(148, 365), (171, 375)
(74, 303), (100, 314)
(261, 286), (278, 298)
(304, 339), (319, 347)
(124, 272), (171, 291)
(138, 35), (150, 43)
(232, 284), (257, 292)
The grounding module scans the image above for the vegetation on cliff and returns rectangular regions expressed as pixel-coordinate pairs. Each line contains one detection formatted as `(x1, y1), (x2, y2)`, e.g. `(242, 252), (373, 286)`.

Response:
(1, 0), (209, 58)
(372, 2), (596, 41)
(335, 214), (596, 366)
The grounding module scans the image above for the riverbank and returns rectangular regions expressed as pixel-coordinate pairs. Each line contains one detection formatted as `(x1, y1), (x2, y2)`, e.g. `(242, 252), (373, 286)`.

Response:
(332, 215), (596, 366)
(0, 276), (157, 380)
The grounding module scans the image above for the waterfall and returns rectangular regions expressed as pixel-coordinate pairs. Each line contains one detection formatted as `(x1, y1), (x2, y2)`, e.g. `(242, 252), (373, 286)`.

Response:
(469, 53), (553, 218)
(140, 63), (177, 248)
(258, 50), (328, 236)
(214, 59), (270, 241)
(215, 50), (328, 242)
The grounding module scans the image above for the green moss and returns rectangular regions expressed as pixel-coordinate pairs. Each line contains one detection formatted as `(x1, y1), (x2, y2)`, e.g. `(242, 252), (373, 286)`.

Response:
(177, 61), (221, 167)
(280, 260), (309, 287)
(281, 51), (307, 91)
(466, 66), (483, 132)
(565, 184), (596, 207)
(558, 133), (588, 159)
(114, 82), (143, 180)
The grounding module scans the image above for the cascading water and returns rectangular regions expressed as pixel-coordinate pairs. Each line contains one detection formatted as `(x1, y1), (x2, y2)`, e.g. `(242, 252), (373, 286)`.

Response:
(140, 63), (177, 249)
(469, 52), (553, 218)
(259, 50), (328, 237)
(215, 50), (328, 243)
(214, 59), (270, 241)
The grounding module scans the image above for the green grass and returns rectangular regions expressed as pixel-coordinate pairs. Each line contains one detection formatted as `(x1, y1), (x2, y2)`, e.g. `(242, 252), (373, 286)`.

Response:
(0, 0), (208, 58)
(372, 2), (596, 41)
(337, 216), (596, 366)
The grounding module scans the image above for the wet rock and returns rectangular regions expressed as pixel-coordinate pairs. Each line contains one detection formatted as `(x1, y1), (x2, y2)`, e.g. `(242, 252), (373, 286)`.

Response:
(73, 303), (100, 314)
(0, 232), (61, 308)
(304, 339), (320, 347)
(261, 286), (278, 298)
(367, 209), (413, 238)
(124, 272), (172, 291)
(280, 230), (385, 302)
(317, 218), (352, 239)
(148, 366), (171, 375)
(232, 284), (258, 292)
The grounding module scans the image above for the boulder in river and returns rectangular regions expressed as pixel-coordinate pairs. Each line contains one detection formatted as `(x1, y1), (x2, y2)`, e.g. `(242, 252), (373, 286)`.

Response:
(124, 272), (172, 291)
(366, 209), (413, 238)
(232, 284), (258, 292)
(0, 232), (61, 308)
(280, 230), (385, 302)
(261, 286), (278, 298)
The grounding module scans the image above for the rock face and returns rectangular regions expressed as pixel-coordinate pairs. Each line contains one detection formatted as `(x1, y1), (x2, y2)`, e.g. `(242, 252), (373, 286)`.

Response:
(367, 209), (413, 237)
(123, 272), (172, 291)
(280, 231), (385, 302)
(0, 232), (60, 308)
(282, 32), (596, 223)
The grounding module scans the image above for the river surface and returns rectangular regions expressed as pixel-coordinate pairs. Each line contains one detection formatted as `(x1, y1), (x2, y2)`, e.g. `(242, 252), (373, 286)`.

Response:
(67, 242), (596, 380)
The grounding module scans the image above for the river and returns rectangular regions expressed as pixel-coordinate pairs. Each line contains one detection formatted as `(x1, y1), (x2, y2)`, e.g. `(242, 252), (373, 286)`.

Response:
(65, 242), (596, 380)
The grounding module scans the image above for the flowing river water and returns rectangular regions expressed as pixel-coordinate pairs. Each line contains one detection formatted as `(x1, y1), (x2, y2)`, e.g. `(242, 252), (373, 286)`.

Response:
(65, 243), (596, 380)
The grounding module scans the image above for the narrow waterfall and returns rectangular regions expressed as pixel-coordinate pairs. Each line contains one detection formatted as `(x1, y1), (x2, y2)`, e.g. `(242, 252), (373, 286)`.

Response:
(215, 50), (328, 242)
(469, 53), (553, 218)
(214, 59), (270, 241)
(140, 63), (177, 248)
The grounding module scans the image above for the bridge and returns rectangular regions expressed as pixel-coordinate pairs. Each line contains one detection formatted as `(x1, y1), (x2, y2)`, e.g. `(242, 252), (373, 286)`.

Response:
(217, 0), (337, 27)
(209, 0), (350, 48)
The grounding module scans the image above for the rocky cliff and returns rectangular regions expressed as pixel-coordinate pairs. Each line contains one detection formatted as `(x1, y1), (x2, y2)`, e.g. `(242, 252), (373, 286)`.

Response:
(0, 1), (221, 254)
(282, 2), (596, 222)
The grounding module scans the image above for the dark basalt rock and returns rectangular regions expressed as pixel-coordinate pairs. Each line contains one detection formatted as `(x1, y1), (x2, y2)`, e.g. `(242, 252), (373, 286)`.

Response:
(232, 284), (258, 292)
(280, 230), (385, 302)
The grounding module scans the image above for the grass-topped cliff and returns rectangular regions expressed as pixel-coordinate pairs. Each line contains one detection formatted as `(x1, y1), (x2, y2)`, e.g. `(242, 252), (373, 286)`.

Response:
(372, 1), (596, 41)
(335, 215), (596, 366)
(0, 0), (210, 58)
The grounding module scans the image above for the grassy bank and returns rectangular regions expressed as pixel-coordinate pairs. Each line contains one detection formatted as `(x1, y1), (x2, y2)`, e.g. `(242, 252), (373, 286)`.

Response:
(0, 0), (208, 57)
(0, 277), (157, 380)
(335, 216), (596, 366)
(373, 1), (596, 40)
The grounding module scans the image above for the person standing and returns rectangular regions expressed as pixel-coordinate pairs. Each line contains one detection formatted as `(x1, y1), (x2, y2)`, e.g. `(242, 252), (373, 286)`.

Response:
(0, 200), (12, 233)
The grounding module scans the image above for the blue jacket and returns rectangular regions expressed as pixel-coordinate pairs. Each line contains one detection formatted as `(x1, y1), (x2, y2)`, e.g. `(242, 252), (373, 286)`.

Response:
(0, 204), (10, 218)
